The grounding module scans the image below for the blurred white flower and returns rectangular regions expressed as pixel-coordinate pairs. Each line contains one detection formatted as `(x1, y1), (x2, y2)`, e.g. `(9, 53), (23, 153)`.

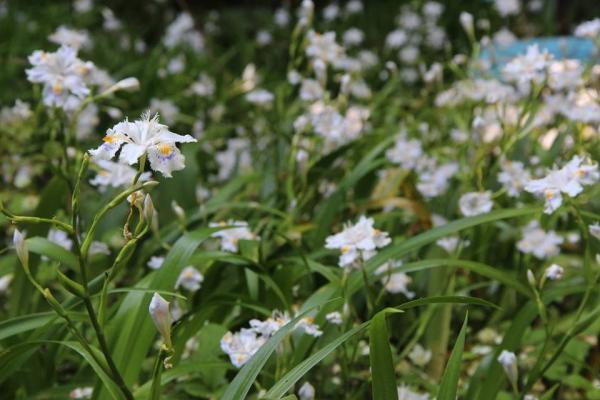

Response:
(298, 382), (316, 400)
(544, 263), (564, 280)
(175, 266), (204, 292)
(495, 0), (520, 17)
(574, 18), (600, 38)
(497, 350), (518, 387)
(326, 311), (343, 325)
(408, 344), (432, 367)
(221, 329), (265, 368)
(69, 387), (93, 399)
(517, 221), (563, 259)
(210, 220), (256, 252)
(459, 191), (493, 216)
(147, 256), (165, 270)
(49, 25), (91, 50)
(26, 45), (94, 111)
(498, 160), (530, 197)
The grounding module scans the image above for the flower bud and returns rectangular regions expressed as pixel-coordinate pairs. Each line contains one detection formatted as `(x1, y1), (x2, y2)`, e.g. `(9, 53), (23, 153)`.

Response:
(459, 12), (474, 38)
(497, 350), (518, 388)
(149, 293), (173, 349)
(13, 229), (29, 268)
(143, 194), (154, 225)
(527, 269), (536, 287)
(171, 200), (185, 221)
(102, 77), (140, 96)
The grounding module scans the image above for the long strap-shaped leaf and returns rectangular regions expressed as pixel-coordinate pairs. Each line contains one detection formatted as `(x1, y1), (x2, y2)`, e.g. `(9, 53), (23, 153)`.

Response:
(221, 298), (336, 400)
(370, 308), (402, 400)
(438, 313), (469, 400)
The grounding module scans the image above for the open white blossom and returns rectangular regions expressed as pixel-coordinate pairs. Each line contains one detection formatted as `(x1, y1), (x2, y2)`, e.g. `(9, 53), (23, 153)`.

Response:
(26, 45), (94, 111)
(459, 191), (493, 216)
(517, 221), (563, 259)
(502, 45), (551, 89)
(221, 329), (265, 368)
(495, 0), (520, 16)
(525, 155), (598, 214)
(210, 220), (256, 252)
(386, 133), (423, 170)
(89, 112), (196, 177)
(325, 216), (391, 268)
(175, 266), (204, 292)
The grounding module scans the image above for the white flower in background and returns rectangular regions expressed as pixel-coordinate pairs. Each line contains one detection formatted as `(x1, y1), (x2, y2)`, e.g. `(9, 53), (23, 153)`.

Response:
(0, 99), (32, 125)
(399, 46), (419, 64)
(459, 191), (493, 217)
(0, 274), (13, 294)
(574, 18), (600, 38)
(163, 12), (204, 52)
(495, 0), (520, 16)
(245, 89), (274, 106)
(256, 30), (272, 46)
(525, 155), (598, 214)
(416, 161), (459, 198)
(306, 31), (343, 65)
(548, 60), (583, 90)
(498, 160), (531, 197)
(408, 344), (432, 367)
(326, 216), (391, 269)
(296, 316), (323, 337)
(74, 103), (99, 140)
(175, 266), (204, 292)
(497, 350), (518, 387)
(101, 8), (122, 31)
(517, 221), (563, 259)
(73, 0), (92, 14)
(190, 73), (215, 97)
(69, 387), (93, 399)
(147, 256), (165, 270)
(47, 228), (73, 251)
(326, 311), (343, 325)
(210, 220), (256, 252)
(386, 29), (408, 49)
(89, 160), (150, 189)
(298, 381), (316, 400)
(423, 2), (444, 20)
(274, 8), (290, 26)
(545, 264), (564, 280)
(89, 112), (196, 177)
(149, 98), (179, 125)
(494, 27), (517, 47)
(345, 0), (363, 15)
(386, 133), (423, 170)
(589, 223), (600, 240)
(221, 328), (266, 368)
(299, 79), (324, 101)
(322, 3), (340, 21)
(49, 26), (91, 50)
(376, 261), (415, 298)
(26, 45), (94, 111)
(343, 27), (365, 47)
(397, 385), (430, 400)
(148, 293), (173, 348)
(502, 45), (551, 89)
(215, 138), (252, 181)
(249, 311), (290, 337)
